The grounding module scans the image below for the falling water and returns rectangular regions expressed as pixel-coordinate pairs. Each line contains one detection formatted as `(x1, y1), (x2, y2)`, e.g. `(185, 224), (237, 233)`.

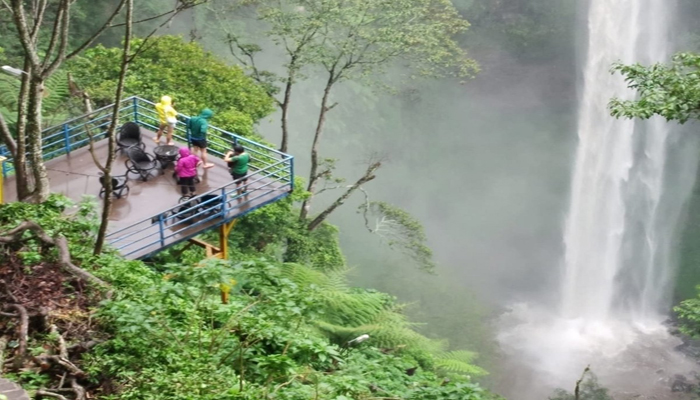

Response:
(561, 0), (672, 323)
(497, 0), (700, 397)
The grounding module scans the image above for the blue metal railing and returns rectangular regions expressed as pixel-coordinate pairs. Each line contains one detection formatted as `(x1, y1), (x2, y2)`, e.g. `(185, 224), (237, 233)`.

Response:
(0, 96), (295, 259)
(106, 158), (291, 258)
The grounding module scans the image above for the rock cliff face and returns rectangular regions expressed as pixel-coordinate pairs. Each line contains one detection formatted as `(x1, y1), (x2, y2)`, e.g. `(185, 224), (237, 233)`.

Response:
(0, 378), (29, 400)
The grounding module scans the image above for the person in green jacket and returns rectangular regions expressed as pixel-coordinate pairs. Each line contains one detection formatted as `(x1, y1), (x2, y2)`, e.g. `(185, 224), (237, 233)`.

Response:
(224, 145), (250, 195)
(187, 108), (215, 169)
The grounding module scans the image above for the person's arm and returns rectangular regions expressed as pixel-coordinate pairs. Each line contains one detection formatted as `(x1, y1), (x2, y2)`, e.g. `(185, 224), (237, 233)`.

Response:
(224, 152), (234, 162)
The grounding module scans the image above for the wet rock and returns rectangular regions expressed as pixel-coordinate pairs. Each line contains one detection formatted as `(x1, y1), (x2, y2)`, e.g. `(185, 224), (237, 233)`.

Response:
(670, 374), (695, 392)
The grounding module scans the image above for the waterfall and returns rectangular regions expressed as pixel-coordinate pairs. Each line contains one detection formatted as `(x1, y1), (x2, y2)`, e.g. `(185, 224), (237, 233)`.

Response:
(561, 0), (674, 322)
(497, 1), (700, 397)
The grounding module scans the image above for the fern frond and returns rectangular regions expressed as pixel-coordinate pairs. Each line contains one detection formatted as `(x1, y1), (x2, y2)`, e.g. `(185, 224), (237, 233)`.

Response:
(433, 350), (488, 377)
(281, 263), (386, 326)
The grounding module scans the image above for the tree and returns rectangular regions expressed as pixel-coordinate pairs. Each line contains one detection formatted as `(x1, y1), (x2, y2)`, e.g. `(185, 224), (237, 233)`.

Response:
(0, 0), (127, 203)
(609, 52), (700, 123)
(216, 0), (478, 228)
(91, 0), (133, 255)
(68, 35), (275, 146)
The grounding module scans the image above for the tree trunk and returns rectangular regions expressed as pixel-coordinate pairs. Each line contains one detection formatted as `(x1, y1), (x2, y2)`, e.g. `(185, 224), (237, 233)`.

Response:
(94, 0), (133, 255)
(279, 61), (297, 153)
(23, 77), (50, 203)
(307, 162), (380, 231)
(13, 61), (33, 200)
(299, 73), (335, 220)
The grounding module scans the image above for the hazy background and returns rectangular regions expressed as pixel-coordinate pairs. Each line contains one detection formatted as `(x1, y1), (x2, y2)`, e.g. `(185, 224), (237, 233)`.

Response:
(185, 0), (581, 382)
(161, 0), (700, 392)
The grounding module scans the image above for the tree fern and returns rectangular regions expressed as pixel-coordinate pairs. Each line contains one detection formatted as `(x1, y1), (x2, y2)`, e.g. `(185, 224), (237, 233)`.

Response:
(0, 70), (76, 131)
(433, 350), (488, 377)
(0, 75), (20, 126)
(280, 263), (386, 326)
(279, 262), (487, 378)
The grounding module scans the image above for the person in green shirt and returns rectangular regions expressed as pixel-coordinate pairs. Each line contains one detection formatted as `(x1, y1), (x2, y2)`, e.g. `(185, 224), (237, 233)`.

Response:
(187, 108), (215, 169)
(224, 145), (250, 195)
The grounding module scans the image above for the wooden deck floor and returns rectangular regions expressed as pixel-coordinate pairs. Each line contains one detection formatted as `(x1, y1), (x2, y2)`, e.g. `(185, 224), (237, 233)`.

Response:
(3, 131), (291, 259)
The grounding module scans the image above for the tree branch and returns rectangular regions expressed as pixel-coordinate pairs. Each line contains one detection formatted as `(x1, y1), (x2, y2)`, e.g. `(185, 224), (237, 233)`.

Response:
(50, 324), (68, 358)
(40, 0), (64, 70)
(308, 161), (381, 231)
(29, 0), (47, 42)
(42, 0), (71, 78)
(35, 390), (69, 400)
(574, 365), (591, 400)
(11, 0), (41, 68)
(127, 0), (208, 62)
(0, 112), (17, 156)
(64, 0), (127, 60)
(0, 221), (110, 289)
(4, 303), (28, 369)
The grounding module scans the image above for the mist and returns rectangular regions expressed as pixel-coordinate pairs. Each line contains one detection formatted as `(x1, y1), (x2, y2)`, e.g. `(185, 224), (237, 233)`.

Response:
(160, 0), (700, 396)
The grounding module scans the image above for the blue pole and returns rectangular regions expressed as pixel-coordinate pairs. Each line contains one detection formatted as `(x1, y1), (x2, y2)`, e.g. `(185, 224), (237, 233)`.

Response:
(133, 97), (139, 125)
(289, 156), (295, 192)
(63, 124), (70, 154)
(158, 214), (165, 247)
(220, 187), (227, 218)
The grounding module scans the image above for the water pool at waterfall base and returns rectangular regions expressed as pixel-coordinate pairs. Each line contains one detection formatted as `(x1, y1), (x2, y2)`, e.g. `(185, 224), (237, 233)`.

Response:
(495, 303), (700, 400)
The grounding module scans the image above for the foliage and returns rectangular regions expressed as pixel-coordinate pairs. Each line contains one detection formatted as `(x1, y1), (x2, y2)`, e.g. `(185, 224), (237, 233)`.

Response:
(0, 71), (80, 130)
(68, 36), (275, 128)
(221, 0), (478, 83)
(0, 194), (100, 260)
(609, 52), (700, 123)
(87, 258), (490, 399)
(674, 287), (700, 336)
(0, 196), (492, 398)
(359, 201), (437, 272)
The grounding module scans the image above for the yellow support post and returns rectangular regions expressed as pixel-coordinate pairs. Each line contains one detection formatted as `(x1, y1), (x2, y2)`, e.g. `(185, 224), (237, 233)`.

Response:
(0, 156), (6, 204)
(218, 219), (238, 260)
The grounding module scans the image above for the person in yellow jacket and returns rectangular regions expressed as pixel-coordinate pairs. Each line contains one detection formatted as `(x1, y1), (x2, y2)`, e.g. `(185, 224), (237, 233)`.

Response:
(154, 95), (178, 145)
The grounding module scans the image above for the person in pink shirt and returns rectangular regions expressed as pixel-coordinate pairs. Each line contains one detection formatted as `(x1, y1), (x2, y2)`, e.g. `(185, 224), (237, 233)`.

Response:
(175, 147), (201, 196)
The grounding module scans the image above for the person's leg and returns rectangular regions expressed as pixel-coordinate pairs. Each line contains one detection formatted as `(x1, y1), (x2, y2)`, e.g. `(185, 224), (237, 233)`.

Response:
(241, 177), (249, 194)
(202, 147), (214, 168)
(192, 144), (202, 159)
(189, 177), (197, 195)
(179, 176), (190, 195)
(155, 124), (165, 142)
(166, 123), (175, 145)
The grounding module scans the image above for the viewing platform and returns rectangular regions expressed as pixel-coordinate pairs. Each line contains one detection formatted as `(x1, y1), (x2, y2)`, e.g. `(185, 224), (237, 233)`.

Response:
(0, 97), (294, 260)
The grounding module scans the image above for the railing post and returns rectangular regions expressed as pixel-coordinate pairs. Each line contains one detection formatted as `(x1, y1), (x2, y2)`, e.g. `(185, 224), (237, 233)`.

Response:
(220, 187), (227, 217)
(289, 156), (295, 192)
(133, 97), (139, 125)
(63, 124), (71, 155)
(158, 214), (165, 247)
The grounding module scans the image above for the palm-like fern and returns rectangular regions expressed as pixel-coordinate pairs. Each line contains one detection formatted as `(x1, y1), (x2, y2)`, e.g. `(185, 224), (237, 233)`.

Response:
(279, 262), (487, 377)
(433, 350), (488, 377)
(280, 263), (386, 326)
(0, 70), (74, 131)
